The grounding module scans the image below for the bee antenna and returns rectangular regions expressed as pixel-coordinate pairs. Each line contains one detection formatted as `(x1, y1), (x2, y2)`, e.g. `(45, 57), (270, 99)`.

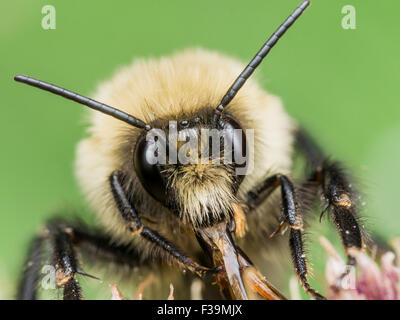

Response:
(212, 0), (310, 127)
(14, 75), (151, 131)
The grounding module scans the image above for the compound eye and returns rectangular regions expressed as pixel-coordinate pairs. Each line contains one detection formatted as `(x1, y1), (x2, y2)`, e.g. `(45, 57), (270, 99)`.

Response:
(219, 114), (248, 175)
(134, 135), (167, 204)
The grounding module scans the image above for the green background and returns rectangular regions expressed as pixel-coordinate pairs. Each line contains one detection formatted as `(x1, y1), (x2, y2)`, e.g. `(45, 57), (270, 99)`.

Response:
(1, 0), (399, 299)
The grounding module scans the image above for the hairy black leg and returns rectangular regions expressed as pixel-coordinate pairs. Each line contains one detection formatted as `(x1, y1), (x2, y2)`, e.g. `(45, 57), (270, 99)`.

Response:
(17, 236), (45, 300)
(295, 129), (324, 172)
(48, 223), (82, 300)
(304, 162), (364, 288)
(109, 170), (213, 277)
(246, 175), (282, 210)
(71, 226), (153, 269)
(317, 162), (363, 260)
(245, 129), (364, 298)
(17, 220), (156, 300)
(295, 129), (365, 289)
(17, 225), (82, 300)
(246, 174), (325, 300)
(295, 130), (363, 259)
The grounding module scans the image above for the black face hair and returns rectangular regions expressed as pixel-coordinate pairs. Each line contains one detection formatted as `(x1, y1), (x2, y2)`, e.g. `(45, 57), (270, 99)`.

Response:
(212, 0), (310, 127)
(13, 75), (151, 131)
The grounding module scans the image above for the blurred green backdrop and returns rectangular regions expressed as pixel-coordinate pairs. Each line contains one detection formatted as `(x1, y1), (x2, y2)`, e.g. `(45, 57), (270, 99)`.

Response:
(1, 0), (399, 299)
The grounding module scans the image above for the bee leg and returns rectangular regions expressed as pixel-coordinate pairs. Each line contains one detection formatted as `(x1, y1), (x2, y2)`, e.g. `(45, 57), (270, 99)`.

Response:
(311, 162), (363, 276)
(246, 175), (282, 210)
(296, 129), (363, 276)
(109, 170), (214, 277)
(16, 223), (88, 300)
(17, 236), (45, 300)
(295, 129), (324, 172)
(246, 174), (326, 300)
(17, 219), (159, 300)
(71, 225), (154, 269)
(47, 222), (83, 300)
(19, 222), (84, 300)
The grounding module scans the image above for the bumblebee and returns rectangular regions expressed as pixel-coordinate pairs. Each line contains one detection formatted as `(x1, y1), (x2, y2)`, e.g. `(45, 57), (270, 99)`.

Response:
(15, 1), (364, 300)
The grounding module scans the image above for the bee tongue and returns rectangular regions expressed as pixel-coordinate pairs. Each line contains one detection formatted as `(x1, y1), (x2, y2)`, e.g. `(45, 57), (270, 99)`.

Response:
(196, 222), (248, 300)
(196, 221), (287, 300)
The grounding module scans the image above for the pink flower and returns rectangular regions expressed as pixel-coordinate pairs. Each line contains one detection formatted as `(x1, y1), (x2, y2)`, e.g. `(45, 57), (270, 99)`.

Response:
(109, 273), (175, 300)
(320, 236), (400, 300)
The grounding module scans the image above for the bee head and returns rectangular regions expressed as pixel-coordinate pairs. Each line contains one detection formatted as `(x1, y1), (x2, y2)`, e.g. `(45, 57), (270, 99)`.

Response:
(134, 111), (248, 228)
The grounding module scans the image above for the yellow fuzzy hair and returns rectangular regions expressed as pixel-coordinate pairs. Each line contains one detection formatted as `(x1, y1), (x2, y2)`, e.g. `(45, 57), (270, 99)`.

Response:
(75, 48), (296, 265)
